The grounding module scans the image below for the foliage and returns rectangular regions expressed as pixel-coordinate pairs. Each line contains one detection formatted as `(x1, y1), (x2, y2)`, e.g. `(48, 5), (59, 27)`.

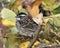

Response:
(0, 0), (60, 48)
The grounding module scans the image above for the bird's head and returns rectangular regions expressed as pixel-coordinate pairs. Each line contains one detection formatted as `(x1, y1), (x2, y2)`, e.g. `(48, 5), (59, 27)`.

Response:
(16, 12), (27, 21)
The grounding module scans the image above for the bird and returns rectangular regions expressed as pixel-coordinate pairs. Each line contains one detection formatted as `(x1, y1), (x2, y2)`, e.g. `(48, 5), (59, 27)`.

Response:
(16, 10), (38, 37)
(16, 0), (44, 37)
(16, 0), (51, 37)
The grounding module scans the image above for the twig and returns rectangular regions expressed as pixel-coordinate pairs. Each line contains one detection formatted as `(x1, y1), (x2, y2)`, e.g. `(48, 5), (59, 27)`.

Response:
(35, 44), (60, 48)
(0, 29), (3, 48)
(50, 28), (60, 38)
(28, 25), (42, 48)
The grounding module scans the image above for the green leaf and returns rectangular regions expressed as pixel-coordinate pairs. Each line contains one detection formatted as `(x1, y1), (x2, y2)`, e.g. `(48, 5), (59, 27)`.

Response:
(10, 26), (19, 34)
(54, 14), (60, 17)
(53, 6), (60, 14)
(53, 2), (60, 10)
(42, 0), (60, 10)
(5, 31), (18, 48)
(0, 0), (6, 2)
(3, 38), (8, 45)
(54, 26), (58, 31)
(1, 8), (16, 22)
(54, 18), (60, 27)
(13, 8), (19, 15)
(7, 34), (17, 48)
(10, 0), (16, 5)
(47, 14), (60, 27)
(19, 8), (28, 15)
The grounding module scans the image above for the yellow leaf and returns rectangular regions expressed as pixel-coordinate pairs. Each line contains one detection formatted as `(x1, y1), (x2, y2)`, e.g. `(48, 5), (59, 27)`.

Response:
(10, 0), (22, 10)
(19, 41), (40, 48)
(43, 39), (51, 44)
(19, 41), (30, 48)
(27, 0), (43, 17)
(32, 41), (40, 48)
(17, 5), (22, 11)
(30, 6), (39, 17)
(43, 18), (49, 24)
(2, 19), (15, 26)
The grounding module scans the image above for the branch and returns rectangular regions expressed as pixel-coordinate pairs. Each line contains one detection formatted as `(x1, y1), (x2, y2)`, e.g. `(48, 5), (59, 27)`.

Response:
(50, 28), (60, 38)
(35, 44), (60, 48)
(28, 25), (42, 48)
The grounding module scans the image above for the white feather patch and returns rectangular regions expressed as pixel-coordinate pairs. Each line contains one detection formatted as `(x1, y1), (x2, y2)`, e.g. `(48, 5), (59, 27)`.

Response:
(16, 18), (20, 20)
(32, 13), (43, 25)
(20, 14), (26, 16)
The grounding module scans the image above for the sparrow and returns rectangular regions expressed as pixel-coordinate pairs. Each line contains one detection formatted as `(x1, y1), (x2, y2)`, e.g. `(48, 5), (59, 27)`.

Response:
(16, 0), (43, 36)
(16, 0), (51, 37)
(16, 10), (38, 37)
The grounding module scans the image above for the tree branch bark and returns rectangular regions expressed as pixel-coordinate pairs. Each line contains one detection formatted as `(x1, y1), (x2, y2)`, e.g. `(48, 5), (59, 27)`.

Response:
(28, 25), (42, 48)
